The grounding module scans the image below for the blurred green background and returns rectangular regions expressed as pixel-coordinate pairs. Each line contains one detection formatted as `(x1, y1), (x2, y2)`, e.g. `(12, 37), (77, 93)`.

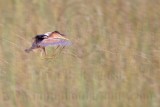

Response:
(0, 0), (160, 107)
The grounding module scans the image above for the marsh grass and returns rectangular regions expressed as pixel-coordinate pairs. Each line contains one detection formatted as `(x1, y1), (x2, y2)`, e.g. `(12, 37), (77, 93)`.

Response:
(0, 0), (160, 107)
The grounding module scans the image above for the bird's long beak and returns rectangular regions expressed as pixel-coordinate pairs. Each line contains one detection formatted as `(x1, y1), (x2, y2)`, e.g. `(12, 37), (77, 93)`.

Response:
(25, 46), (35, 53)
(25, 48), (32, 53)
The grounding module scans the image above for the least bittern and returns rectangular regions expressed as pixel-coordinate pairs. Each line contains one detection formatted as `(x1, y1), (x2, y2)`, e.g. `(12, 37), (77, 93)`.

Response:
(25, 31), (71, 57)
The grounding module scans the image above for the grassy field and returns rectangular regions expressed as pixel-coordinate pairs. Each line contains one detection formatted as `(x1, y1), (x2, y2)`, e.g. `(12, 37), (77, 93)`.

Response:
(0, 0), (160, 107)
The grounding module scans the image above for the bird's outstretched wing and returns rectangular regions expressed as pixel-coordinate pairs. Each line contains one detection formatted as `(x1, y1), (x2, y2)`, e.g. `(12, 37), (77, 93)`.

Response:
(38, 38), (71, 47)
(49, 31), (67, 39)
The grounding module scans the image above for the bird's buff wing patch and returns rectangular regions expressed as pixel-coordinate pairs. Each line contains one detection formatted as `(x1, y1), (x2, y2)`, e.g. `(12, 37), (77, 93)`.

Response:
(39, 38), (71, 47)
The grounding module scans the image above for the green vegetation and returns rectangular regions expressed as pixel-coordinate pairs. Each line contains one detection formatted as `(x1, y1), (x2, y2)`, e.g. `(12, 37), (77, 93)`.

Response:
(0, 0), (159, 107)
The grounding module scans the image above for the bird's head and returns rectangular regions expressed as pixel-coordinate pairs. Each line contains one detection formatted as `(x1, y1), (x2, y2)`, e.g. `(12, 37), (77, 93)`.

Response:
(33, 34), (47, 43)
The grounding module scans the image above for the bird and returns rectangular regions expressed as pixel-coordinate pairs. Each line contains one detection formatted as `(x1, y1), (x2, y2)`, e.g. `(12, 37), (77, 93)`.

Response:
(25, 31), (71, 56)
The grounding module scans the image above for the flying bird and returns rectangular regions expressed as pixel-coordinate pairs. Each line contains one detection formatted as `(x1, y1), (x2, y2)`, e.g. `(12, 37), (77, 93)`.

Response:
(25, 31), (71, 56)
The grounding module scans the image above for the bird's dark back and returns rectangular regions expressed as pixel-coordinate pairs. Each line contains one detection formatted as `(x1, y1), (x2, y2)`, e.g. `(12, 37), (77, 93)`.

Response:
(34, 34), (46, 43)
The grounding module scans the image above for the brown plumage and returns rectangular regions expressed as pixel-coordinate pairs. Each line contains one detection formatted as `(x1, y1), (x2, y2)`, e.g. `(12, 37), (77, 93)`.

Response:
(25, 31), (71, 55)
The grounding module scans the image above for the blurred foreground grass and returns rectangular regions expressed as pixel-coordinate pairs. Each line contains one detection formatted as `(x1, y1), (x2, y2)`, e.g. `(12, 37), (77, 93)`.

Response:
(0, 0), (160, 107)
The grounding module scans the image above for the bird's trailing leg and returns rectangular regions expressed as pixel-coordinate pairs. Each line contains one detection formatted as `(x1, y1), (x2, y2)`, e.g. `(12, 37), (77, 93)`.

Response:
(54, 46), (65, 56)
(55, 45), (60, 50)
(40, 47), (46, 56)
(59, 46), (65, 52)
(51, 45), (60, 56)
(46, 46), (65, 59)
